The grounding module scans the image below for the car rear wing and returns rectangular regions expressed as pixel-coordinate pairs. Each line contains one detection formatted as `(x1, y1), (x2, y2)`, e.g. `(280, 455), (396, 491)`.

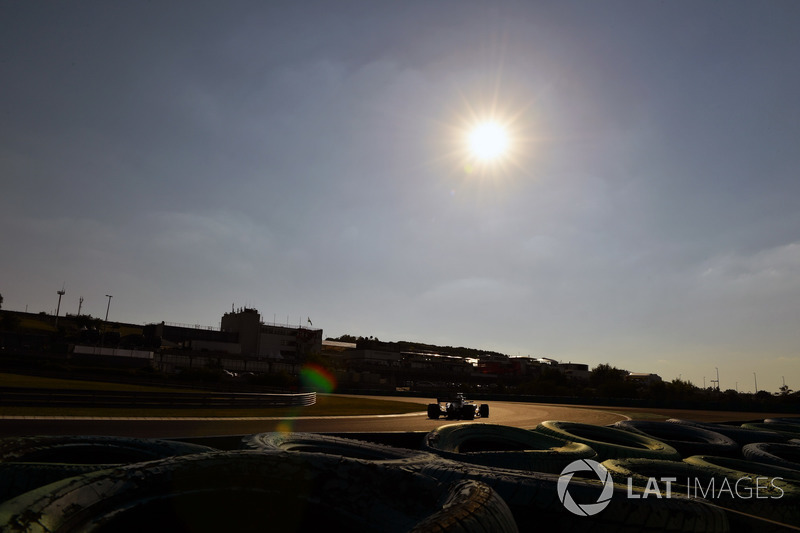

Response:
(437, 394), (463, 403)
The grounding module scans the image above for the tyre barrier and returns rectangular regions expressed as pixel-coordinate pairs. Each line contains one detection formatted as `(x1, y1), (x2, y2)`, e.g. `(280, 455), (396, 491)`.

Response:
(741, 423), (800, 440)
(0, 462), (122, 503)
(764, 418), (800, 427)
(536, 421), (682, 461)
(411, 479), (518, 533)
(666, 419), (788, 446)
(684, 455), (800, 487)
(0, 450), (518, 533)
(602, 458), (799, 527)
(418, 456), (729, 532)
(0, 435), (216, 464)
(742, 442), (800, 472)
(422, 423), (596, 474)
(11, 424), (800, 531)
(241, 432), (440, 469)
(612, 420), (739, 458)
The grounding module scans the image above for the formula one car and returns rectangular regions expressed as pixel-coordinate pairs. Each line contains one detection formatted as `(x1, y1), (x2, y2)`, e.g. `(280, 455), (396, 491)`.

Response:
(427, 393), (489, 420)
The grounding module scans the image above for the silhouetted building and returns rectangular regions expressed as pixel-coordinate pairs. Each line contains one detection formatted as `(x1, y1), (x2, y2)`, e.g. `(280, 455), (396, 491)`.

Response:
(145, 322), (240, 353)
(221, 308), (322, 360)
(626, 372), (663, 384)
(559, 362), (590, 381)
(477, 353), (515, 375)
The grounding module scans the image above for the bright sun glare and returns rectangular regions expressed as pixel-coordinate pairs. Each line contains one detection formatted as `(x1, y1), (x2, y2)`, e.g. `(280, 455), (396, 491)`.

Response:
(468, 121), (509, 161)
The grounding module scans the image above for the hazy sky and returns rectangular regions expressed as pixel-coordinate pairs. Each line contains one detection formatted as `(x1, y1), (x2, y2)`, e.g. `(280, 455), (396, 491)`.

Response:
(2, 1), (799, 393)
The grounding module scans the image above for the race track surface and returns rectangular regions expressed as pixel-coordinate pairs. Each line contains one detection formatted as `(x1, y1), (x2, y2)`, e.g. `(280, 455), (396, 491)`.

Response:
(0, 395), (776, 439)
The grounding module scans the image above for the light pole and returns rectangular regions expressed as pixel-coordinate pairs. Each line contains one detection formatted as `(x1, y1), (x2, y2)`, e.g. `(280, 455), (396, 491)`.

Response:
(55, 286), (65, 328)
(101, 295), (113, 350)
(716, 367), (720, 391)
(754, 372), (758, 393)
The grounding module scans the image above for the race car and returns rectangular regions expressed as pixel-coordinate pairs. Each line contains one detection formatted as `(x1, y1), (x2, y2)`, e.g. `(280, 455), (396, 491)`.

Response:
(427, 392), (489, 420)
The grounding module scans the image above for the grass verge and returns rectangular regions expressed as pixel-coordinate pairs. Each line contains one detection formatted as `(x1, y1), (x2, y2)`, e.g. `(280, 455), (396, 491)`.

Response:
(0, 373), (425, 418)
(0, 372), (203, 393)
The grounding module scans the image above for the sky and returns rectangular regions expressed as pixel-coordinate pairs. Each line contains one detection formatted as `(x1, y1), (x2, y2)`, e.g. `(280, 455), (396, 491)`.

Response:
(2, 1), (799, 393)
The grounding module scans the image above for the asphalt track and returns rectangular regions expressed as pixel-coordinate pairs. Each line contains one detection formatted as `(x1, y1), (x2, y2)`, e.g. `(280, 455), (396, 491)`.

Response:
(0, 394), (776, 439)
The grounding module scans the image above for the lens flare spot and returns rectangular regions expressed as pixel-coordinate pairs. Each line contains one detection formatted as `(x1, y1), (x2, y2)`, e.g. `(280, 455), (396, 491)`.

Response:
(300, 363), (336, 393)
(275, 420), (294, 434)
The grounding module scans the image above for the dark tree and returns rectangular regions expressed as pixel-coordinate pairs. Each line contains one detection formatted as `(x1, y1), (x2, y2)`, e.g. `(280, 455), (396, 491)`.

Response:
(589, 363), (628, 387)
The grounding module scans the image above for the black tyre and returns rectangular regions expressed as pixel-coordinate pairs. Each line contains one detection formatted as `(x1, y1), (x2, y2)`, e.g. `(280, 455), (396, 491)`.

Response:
(418, 457), (729, 532)
(603, 458), (797, 526)
(411, 480), (518, 533)
(741, 423), (800, 440)
(479, 404), (489, 418)
(0, 435), (216, 464)
(612, 420), (738, 458)
(537, 420), (681, 461)
(0, 462), (120, 503)
(684, 455), (800, 487)
(0, 451), (517, 533)
(241, 432), (439, 469)
(764, 418), (800, 427)
(423, 423), (595, 474)
(461, 405), (475, 420)
(742, 442), (800, 472)
(666, 418), (788, 446)
(428, 404), (441, 419)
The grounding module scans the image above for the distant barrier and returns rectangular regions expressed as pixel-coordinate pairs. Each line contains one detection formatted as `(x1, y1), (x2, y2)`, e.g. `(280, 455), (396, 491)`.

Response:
(0, 388), (316, 409)
(336, 388), (798, 413)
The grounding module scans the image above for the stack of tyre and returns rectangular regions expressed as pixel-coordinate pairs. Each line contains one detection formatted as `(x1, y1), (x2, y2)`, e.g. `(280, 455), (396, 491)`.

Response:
(0, 418), (798, 532)
(420, 417), (800, 531)
(0, 434), (519, 532)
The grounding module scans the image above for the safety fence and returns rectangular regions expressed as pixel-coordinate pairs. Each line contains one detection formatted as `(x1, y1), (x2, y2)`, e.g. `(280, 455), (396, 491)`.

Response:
(0, 388), (316, 409)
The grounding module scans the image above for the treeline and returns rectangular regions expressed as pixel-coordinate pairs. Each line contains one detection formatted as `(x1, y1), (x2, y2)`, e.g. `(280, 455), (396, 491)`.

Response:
(498, 362), (798, 411)
(0, 310), (154, 352)
(328, 334), (507, 359)
(329, 334), (798, 410)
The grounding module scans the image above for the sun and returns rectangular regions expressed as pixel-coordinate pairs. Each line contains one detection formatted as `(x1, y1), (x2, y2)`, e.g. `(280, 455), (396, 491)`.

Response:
(467, 121), (510, 162)
(434, 97), (529, 178)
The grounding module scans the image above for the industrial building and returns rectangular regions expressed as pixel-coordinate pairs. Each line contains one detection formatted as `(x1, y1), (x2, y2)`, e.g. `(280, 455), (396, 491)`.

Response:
(144, 308), (322, 361)
(138, 308), (322, 374)
(220, 308), (322, 359)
